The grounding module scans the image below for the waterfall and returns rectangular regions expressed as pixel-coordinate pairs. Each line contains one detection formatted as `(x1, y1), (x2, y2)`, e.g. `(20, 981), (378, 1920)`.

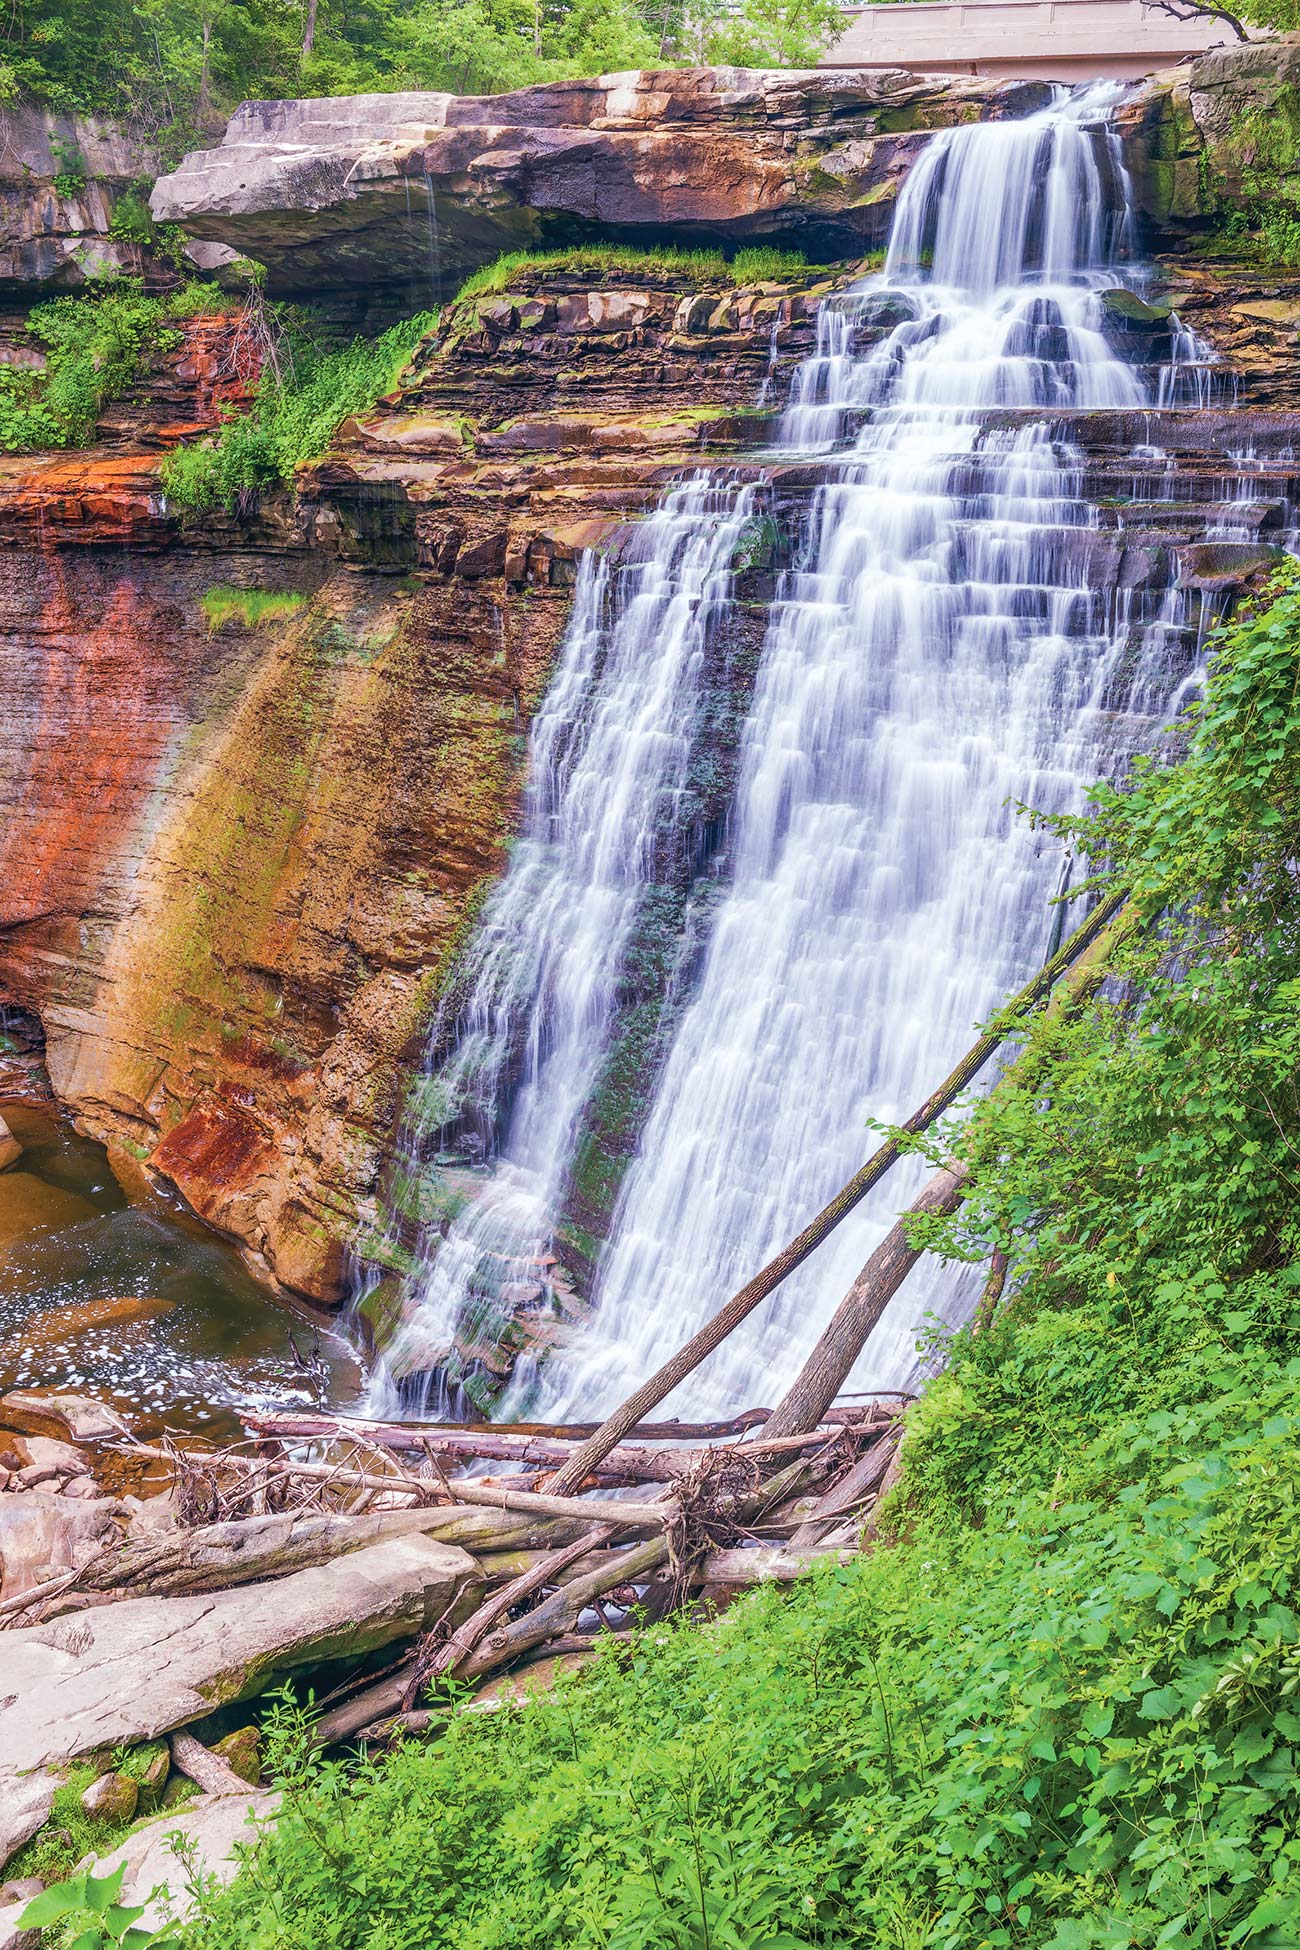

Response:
(370, 478), (758, 1409)
(372, 84), (1251, 1422)
(532, 85), (1220, 1419)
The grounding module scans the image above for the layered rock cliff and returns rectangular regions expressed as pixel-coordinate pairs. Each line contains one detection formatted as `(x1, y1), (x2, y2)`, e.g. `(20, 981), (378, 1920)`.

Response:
(4, 59), (1300, 1329)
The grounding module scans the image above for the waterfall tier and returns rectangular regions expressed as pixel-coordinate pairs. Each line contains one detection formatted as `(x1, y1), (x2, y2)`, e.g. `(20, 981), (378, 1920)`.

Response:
(366, 84), (1288, 1422)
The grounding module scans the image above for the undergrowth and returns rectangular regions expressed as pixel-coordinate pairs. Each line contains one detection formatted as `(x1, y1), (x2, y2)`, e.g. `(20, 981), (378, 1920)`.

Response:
(455, 242), (814, 301)
(0, 279), (225, 454)
(159, 309), (437, 511)
(181, 574), (1300, 1947)
(200, 587), (306, 631)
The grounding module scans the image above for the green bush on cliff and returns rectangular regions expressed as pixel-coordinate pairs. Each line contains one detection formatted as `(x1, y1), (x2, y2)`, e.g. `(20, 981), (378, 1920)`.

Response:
(6, 0), (840, 155)
(0, 278), (220, 454)
(159, 307), (437, 510)
(456, 242), (812, 302)
(186, 579), (1300, 1945)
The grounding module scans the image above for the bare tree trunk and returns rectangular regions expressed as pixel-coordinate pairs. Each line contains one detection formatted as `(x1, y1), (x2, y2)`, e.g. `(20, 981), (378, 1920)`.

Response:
(301, 0), (318, 65)
(170, 1729), (252, 1798)
(972, 1248), (1009, 1334)
(763, 1168), (969, 1440)
(547, 889), (1130, 1495)
(764, 898), (1143, 1440)
(197, 13), (213, 125)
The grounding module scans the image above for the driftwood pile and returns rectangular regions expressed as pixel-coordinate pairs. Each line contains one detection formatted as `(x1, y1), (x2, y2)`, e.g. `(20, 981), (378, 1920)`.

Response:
(0, 891), (1139, 1881)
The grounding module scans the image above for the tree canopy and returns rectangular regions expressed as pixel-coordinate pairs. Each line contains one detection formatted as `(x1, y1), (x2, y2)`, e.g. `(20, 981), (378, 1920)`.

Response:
(0, 0), (844, 150)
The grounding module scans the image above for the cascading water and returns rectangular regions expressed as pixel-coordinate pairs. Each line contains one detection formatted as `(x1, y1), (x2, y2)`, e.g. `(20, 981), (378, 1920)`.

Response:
(370, 84), (1266, 1422)
(533, 85), (1231, 1418)
(370, 478), (757, 1409)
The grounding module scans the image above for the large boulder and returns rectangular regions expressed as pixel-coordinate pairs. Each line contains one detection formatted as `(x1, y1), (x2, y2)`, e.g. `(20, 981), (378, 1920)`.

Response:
(150, 67), (1047, 301)
(1118, 40), (1300, 240)
(0, 1532), (477, 1869)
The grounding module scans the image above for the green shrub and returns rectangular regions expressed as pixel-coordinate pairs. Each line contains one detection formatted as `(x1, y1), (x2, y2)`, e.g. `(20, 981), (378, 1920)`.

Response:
(456, 242), (814, 302)
(184, 576), (1300, 1947)
(159, 308), (437, 512)
(200, 587), (306, 631)
(0, 278), (227, 455)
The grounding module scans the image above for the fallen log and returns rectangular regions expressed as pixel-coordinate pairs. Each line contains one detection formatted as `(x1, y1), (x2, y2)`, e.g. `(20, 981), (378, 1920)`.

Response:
(695, 1544), (857, 1584)
(787, 1426), (903, 1548)
(763, 1167), (970, 1441)
(170, 1729), (252, 1798)
(23, 1506), (504, 1619)
(409, 1470), (676, 1530)
(765, 896), (1143, 1440)
(545, 890), (1132, 1496)
(238, 1413), (868, 1483)
(420, 1520), (617, 1688)
(244, 1409), (772, 1445)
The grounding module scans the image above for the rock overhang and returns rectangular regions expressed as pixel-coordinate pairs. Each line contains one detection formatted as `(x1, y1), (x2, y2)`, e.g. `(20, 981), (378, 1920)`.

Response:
(149, 66), (1054, 301)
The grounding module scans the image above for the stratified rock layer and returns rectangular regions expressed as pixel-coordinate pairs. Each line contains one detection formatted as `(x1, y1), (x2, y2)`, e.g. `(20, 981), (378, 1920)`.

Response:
(0, 106), (161, 298)
(149, 67), (1047, 307)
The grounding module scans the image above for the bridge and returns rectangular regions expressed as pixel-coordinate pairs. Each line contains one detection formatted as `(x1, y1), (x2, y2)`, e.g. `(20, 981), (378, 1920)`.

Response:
(823, 0), (1242, 80)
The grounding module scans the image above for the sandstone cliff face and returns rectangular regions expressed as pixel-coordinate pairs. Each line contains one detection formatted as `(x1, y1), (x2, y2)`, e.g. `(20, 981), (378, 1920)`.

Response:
(148, 67), (1050, 314)
(5, 65), (1300, 1325)
(0, 105), (166, 300)
(1120, 40), (1300, 244)
(0, 259), (835, 1304)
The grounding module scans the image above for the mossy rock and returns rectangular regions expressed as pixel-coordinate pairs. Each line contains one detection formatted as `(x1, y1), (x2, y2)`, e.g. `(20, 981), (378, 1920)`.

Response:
(1098, 288), (1173, 330)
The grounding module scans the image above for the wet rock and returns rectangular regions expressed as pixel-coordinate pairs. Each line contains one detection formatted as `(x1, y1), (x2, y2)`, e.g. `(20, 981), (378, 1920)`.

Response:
(81, 1771), (138, 1824)
(0, 1490), (123, 1601)
(0, 1393), (131, 1445)
(211, 1726), (262, 1785)
(0, 104), (166, 300)
(0, 1533), (478, 1869)
(0, 1116), (21, 1173)
(0, 1900), (39, 1950)
(0, 1884), (43, 1911)
(1099, 287), (1172, 329)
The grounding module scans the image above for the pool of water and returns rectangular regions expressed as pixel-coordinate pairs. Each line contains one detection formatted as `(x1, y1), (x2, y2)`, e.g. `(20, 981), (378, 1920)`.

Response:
(0, 1102), (362, 1440)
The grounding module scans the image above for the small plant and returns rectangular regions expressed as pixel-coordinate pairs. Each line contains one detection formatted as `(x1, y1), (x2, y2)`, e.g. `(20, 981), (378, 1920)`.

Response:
(200, 587), (307, 631)
(107, 187), (157, 248)
(160, 307), (437, 511)
(51, 136), (87, 200)
(19, 1863), (181, 1950)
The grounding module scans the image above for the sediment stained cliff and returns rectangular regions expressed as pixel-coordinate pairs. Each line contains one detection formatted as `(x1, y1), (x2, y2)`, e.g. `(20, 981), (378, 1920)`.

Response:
(2, 57), (1300, 1319)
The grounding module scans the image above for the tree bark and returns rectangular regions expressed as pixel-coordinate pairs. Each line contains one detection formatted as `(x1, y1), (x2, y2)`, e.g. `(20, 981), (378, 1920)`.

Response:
(765, 897), (1143, 1440)
(170, 1729), (251, 1797)
(546, 889), (1130, 1495)
(764, 1167), (971, 1440)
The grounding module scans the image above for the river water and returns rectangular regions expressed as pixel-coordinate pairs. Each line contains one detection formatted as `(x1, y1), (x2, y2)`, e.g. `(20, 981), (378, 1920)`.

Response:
(0, 1102), (358, 1439)
(364, 86), (1249, 1421)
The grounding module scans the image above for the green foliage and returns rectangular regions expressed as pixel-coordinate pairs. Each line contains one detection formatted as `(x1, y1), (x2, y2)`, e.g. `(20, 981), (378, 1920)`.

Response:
(181, 577), (1300, 1950)
(8, 0), (835, 155)
(51, 137), (87, 200)
(21, 1862), (183, 1950)
(200, 587), (307, 630)
(457, 241), (810, 301)
(0, 279), (224, 454)
(159, 308), (436, 510)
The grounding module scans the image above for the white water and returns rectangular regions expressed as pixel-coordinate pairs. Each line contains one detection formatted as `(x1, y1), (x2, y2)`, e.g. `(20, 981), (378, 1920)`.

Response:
(372, 478), (757, 1406)
(534, 85), (1213, 1417)
(373, 84), (1243, 1421)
